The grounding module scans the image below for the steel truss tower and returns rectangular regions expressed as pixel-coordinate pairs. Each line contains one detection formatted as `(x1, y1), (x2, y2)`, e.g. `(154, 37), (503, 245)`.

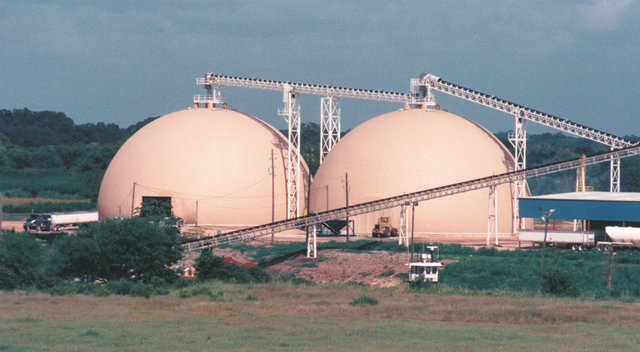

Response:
(320, 96), (341, 163)
(610, 148), (621, 192)
(278, 84), (302, 219)
(508, 113), (527, 232)
(418, 74), (633, 193)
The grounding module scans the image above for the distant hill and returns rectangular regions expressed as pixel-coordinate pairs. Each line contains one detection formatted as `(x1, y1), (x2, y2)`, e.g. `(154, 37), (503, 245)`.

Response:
(0, 108), (157, 147)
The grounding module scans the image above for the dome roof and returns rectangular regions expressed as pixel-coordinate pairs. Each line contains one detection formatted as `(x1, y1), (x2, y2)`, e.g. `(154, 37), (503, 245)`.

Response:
(98, 108), (309, 226)
(310, 108), (516, 236)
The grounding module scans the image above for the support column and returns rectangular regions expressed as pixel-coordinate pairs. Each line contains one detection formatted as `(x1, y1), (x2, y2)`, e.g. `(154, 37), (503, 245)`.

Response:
(509, 113), (527, 232)
(487, 185), (499, 247)
(306, 224), (317, 258)
(610, 147), (621, 192)
(278, 84), (302, 219)
(320, 96), (341, 164)
(398, 204), (409, 247)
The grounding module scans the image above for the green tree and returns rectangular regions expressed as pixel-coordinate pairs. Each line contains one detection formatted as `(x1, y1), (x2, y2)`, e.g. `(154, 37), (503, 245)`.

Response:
(0, 232), (49, 289)
(52, 218), (183, 282)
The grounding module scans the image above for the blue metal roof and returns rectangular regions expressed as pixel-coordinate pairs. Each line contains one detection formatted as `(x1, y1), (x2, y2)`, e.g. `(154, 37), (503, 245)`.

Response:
(519, 192), (640, 221)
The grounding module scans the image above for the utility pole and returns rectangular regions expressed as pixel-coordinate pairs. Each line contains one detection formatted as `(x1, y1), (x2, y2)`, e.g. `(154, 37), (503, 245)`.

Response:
(345, 172), (350, 241)
(538, 208), (555, 294)
(130, 182), (137, 217)
(608, 250), (616, 291)
(195, 200), (199, 226)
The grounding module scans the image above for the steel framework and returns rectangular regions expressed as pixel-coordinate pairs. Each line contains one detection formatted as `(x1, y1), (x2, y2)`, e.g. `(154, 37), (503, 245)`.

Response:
(416, 74), (635, 192)
(182, 144), (640, 252)
(194, 71), (635, 226)
(508, 115), (527, 231)
(320, 96), (341, 164)
(195, 73), (408, 219)
(277, 85), (302, 219)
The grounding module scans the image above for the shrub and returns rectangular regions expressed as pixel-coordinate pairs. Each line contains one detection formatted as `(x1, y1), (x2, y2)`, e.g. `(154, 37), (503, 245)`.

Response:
(195, 250), (271, 283)
(350, 295), (378, 306)
(129, 282), (154, 298)
(51, 217), (183, 283)
(0, 232), (50, 289)
(542, 268), (580, 297)
(246, 294), (259, 301)
(107, 279), (133, 295)
(178, 286), (224, 301)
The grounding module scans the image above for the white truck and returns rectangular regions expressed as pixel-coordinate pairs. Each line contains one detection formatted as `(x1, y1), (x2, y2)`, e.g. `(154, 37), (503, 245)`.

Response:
(518, 230), (595, 250)
(24, 211), (99, 233)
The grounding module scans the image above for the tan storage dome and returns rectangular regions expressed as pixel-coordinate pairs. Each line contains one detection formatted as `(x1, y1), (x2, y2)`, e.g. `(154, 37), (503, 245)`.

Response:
(310, 108), (517, 237)
(98, 108), (309, 226)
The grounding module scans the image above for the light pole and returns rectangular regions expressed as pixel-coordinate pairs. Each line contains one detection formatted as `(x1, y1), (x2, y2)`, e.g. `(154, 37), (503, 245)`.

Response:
(538, 208), (556, 294)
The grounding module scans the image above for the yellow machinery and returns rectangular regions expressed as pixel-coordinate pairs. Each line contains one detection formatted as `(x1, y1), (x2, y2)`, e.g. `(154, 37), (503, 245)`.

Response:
(372, 216), (398, 237)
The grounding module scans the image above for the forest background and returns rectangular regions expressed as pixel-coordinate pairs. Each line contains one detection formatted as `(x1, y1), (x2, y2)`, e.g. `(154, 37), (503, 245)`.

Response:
(2, 108), (639, 215)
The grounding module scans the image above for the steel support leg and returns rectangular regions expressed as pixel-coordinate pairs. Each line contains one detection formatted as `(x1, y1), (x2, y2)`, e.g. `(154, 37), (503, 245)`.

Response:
(320, 96), (341, 164)
(398, 204), (409, 247)
(307, 225), (317, 258)
(487, 185), (498, 247)
(610, 148), (620, 192)
(278, 85), (301, 219)
(509, 115), (527, 232)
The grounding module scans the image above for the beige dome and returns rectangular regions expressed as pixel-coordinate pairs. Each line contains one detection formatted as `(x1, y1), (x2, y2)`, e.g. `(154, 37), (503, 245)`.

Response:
(98, 108), (310, 226)
(310, 108), (517, 237)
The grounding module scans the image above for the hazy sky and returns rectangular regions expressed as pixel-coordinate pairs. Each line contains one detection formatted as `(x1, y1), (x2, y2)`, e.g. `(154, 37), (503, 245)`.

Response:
(1, 0), (639, 135)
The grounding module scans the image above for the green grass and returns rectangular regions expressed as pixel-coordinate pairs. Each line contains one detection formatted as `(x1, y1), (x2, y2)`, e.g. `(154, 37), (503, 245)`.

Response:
(221, 241), (640, 299)
(1, 282), (639, 351)
(350, 295), (378, 305)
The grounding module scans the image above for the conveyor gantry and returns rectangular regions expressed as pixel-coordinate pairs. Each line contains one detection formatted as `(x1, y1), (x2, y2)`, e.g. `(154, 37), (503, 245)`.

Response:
(183, 144), (640, 252)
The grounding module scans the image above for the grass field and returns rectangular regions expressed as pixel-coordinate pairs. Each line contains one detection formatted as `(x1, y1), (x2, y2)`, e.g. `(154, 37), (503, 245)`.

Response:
(2, 282), (640, 351)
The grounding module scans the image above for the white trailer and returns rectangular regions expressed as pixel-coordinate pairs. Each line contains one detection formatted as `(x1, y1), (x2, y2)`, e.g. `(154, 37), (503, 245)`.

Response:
(24, 211), (98, 233)
(601, 226), (640, 249)
(518, 230), (595, 250)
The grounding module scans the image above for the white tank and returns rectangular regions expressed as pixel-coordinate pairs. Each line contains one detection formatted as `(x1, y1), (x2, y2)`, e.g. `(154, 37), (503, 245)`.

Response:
(605, 226), (640, 246)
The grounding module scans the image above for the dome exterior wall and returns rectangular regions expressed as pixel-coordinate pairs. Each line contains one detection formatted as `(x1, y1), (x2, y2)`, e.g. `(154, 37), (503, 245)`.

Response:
(310, 108), (516, 237)
(98, 108), (309, 226)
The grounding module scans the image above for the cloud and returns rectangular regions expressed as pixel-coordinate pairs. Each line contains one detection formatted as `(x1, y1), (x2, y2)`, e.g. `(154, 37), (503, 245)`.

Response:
(576, 0), (635, 32)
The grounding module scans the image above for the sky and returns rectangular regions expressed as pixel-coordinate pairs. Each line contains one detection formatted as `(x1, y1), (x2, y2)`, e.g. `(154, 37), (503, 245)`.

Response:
(1, 0), (639, 136)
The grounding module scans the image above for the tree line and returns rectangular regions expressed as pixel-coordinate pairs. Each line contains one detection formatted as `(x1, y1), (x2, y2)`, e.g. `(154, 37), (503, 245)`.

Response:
(1, 108), (640, 202)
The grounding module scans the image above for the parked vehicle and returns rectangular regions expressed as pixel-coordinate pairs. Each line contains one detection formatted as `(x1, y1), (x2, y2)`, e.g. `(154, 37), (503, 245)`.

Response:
(519, 227), (640, 250)
(372, 217), (398, 237)
(518, 230), (595, 250)
(408, 246), (443, 283)
(600, 226), (640, 249)
(24, 211), (98, 233)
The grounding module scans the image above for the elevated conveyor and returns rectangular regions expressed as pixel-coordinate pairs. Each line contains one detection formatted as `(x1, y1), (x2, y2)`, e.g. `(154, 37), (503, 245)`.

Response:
(183, 144), (640, 252)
